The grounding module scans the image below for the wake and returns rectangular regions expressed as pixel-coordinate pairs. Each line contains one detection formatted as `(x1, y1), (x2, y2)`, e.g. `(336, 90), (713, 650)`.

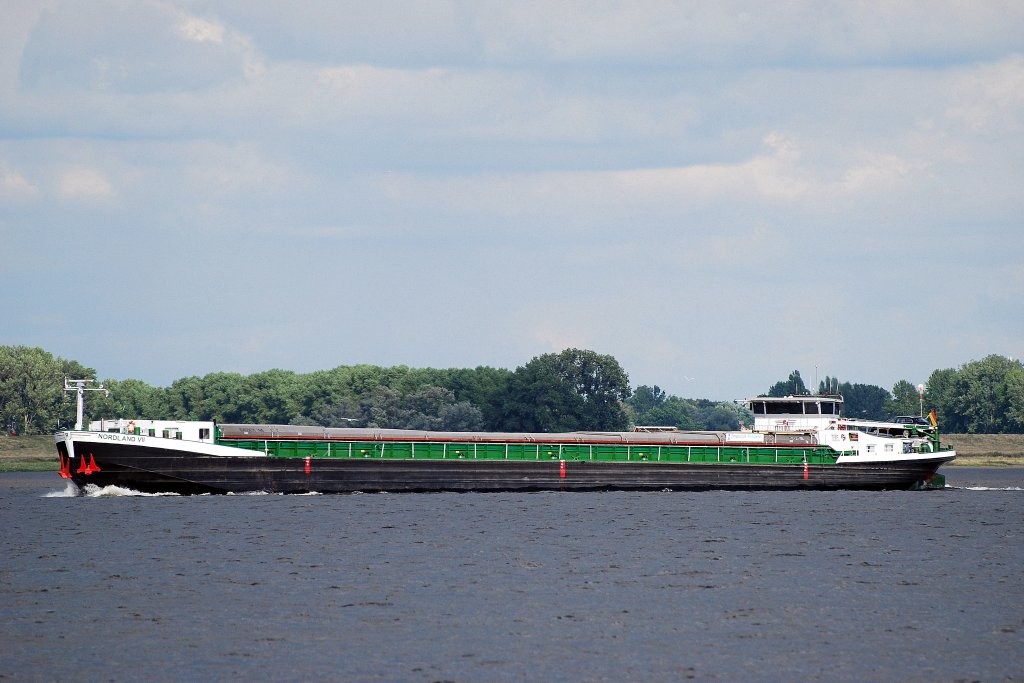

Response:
(947, 485), (1024, 492)
(43, 482), (182, 497)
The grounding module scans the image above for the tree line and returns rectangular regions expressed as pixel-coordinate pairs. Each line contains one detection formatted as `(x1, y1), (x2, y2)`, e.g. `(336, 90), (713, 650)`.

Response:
(0, 346), (640, 434)
(766, 354), (1024, 432)
(1, 345), (1022, 434)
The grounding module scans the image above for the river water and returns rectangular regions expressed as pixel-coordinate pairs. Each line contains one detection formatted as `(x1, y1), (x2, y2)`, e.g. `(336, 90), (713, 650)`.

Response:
(1, 468), (1021, 682)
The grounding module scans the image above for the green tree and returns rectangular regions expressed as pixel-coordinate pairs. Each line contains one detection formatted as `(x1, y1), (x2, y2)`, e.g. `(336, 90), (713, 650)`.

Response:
(397, 385), (484, 431)
(889, 380), (921, 418)
(840, 383), (891, 421)
(342, 364), (412, 397)
(303, 396), (362, 427)
(359, 385), (403, 428)
(924, 367), (960, 431)
(628, 385), (667, 418)
(950, 355), (1022, 433)
(0, 346), (94, 433)
(436, 400), (485, 431)
(627, 387), (751, 431)
(767, 370), (807, 397)
(238, 369), (299, 424)
(500, 349), (630, 432)
(165, 376), (203, 420)
(818, 375), (841, 395)
(88, 378), (160, 421)
(688, 399), (752, 430)
(197, 372), (248, 422)
(1006, 364), (1024, 432)
(441, 366), (514, 430)
(400, 385), (459, 429)
(626, 386), (700, 429)
(292, 369), (348, 424)
(342, 384), (484, 430)
(810, 375), (894, 421)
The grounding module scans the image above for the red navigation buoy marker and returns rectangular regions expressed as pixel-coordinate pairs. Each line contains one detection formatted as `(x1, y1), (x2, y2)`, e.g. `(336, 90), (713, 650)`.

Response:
(560, 460), (567, 478)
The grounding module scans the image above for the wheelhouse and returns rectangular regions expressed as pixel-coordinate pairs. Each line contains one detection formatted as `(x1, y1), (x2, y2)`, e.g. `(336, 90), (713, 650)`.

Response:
(744, 395), (843, 432)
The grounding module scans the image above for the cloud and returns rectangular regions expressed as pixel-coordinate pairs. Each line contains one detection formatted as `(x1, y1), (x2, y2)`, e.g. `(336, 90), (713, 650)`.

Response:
(306, 64), (702, 147)
(3, 1), (1022, 400)
(945, 55), (1024, 133)
(194, 1), (473, 65)
(370, 131), (923, 233)
(180, 142), (297, 198)
(57, 166), (115, 200)
(18, 0), (261, 93)
(177, 14), (226, 44)
(194, 1), (1024, 68)
(473, 1), (1024, 67)
(0, 164), (39, 201)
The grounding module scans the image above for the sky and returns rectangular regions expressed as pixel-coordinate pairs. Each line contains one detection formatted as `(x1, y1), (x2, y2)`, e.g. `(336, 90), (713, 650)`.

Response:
(2, 1), (1023, 401)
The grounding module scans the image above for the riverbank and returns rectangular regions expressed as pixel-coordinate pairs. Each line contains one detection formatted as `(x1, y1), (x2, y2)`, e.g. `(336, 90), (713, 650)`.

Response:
(4, 433), (1023, 472)
(0, 435), (55, 471)
(940, 433), (1024, 466)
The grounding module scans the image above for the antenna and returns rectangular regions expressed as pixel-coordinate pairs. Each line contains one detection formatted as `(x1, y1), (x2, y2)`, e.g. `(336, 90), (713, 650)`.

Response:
(63, 378), (109, 430)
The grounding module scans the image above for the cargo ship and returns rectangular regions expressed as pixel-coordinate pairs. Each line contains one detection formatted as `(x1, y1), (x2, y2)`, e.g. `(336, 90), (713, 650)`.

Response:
(54, 391), (954, 494)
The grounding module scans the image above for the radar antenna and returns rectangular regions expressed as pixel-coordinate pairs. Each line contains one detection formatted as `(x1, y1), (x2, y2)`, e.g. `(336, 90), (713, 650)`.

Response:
(63, 378), (109, 430)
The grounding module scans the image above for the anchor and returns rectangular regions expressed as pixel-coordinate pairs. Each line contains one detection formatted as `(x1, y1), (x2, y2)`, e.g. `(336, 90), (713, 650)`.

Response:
(76, 453), (101, 475)
(58, 453), (71, 479)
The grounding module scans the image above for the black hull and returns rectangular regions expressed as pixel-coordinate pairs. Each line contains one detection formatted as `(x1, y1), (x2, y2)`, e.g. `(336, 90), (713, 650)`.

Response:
(64, 441), (952, 494)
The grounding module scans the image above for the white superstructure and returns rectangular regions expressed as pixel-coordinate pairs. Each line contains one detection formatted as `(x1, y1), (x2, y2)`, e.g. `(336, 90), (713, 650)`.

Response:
(87, 418), (216, 443)
(744, 395), (941, 462)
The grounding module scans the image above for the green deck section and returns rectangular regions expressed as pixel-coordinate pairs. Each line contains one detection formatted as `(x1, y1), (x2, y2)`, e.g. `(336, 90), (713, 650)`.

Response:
(219, 438), (841, 466)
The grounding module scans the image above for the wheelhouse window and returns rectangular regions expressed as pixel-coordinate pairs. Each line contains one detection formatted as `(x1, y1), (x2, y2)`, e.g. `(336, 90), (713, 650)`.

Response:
(765, 401), (803, 414)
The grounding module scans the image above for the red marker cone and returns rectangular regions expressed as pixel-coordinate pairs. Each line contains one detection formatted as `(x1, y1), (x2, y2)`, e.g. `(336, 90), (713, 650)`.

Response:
(88, 454), (101, 473)
(59, 454), (71, 479)
(76, 456), (89, 474)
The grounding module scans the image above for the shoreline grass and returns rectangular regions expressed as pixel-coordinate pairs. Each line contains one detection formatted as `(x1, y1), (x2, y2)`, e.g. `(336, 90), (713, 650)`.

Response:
(0, 435), (56, 471)
(0, 460), (60, 472)
(943, 456), (1024, 468)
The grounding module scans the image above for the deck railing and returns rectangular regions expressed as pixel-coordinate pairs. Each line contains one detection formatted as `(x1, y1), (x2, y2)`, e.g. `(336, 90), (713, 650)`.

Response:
(228, 438), (840, 466)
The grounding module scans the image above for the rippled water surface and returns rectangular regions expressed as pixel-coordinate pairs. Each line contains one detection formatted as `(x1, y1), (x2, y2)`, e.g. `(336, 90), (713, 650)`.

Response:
(1, 469), (1021, 681)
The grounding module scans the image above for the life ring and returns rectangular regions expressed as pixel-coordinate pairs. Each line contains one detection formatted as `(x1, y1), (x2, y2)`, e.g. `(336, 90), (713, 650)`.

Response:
(126, 420), (137, 433)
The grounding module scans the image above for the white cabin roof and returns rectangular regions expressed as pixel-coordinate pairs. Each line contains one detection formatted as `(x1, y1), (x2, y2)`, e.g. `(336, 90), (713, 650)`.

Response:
(743, 395), (843, 417)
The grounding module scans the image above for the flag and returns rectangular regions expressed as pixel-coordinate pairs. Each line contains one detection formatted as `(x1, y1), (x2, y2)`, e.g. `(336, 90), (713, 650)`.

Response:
(928, 409), (938, 427)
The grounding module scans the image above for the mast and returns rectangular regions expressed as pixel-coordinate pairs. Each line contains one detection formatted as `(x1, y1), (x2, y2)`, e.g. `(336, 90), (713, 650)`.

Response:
(63, 378), (108, 430)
